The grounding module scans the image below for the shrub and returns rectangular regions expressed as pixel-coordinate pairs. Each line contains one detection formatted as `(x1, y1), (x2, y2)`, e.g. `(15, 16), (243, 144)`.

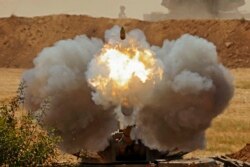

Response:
(0, 82), (59, 166)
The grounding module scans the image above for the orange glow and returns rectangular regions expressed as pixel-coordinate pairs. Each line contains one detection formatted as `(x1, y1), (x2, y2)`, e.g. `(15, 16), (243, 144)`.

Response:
(88, 43), (163, 107)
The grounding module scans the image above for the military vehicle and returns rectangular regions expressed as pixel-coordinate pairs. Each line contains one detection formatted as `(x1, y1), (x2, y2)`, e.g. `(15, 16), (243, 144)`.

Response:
(98, 126), (187, 163)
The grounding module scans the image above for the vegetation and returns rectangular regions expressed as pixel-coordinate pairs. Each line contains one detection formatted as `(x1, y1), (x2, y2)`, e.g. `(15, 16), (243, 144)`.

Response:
(0, 82), (59, 166)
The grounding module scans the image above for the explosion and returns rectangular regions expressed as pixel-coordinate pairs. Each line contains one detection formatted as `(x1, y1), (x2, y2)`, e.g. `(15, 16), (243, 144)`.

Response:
(23, 26), (234, 153)
(87, 43), (163, 109)
(90, 46), (154, 86)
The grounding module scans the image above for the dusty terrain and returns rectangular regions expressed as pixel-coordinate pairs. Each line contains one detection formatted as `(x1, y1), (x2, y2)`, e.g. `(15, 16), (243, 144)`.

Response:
(0, 15), (249, 162)
(0, 15), (250, 68)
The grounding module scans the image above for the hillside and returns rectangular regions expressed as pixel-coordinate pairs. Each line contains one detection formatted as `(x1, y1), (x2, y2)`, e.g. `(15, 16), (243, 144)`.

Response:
(0, 15), (250, 68)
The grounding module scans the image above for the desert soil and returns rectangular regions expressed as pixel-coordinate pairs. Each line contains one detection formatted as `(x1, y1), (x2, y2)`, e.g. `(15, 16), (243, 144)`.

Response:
(0, 15), (250, 68)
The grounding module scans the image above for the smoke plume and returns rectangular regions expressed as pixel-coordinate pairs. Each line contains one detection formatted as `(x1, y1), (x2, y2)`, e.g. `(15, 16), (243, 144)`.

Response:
(23, 35), (118, 153)
(143, 0), (247, 20)
(135, 34), (234, 151)
(23, 26), (234, 153)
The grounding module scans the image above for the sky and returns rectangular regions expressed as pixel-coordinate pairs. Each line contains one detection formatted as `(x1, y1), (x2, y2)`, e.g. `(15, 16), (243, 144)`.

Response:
(0, 0), (250, 20)
(0, 0), (166, 19)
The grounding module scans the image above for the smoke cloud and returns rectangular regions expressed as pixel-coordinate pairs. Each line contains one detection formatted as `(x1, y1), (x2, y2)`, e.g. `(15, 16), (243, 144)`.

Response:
(144, 0), (247, 21)
(23, 26), (234, 153)
(23, 35), (118, 153)
(135, 34), (234, 151)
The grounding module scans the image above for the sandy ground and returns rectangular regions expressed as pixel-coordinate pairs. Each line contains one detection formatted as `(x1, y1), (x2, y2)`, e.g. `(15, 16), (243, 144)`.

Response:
(0, 15), (250, 68)
(0, 67), (249, 158)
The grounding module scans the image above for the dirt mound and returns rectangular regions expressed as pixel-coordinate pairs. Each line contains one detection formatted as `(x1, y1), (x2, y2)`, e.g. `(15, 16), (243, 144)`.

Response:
(229, 144), (250, 162)
(0, 15), (250, 68)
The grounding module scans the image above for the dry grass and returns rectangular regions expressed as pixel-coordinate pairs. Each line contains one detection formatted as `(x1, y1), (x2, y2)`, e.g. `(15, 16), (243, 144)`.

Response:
(0, 68), (24, 102)
(0, 68), (249, 157)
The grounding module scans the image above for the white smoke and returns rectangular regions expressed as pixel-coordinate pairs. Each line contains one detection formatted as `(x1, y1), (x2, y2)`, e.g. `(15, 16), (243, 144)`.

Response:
(23, 35), (118, 153)
(135, 34), (234, 152)
(23, 26), (234, 154)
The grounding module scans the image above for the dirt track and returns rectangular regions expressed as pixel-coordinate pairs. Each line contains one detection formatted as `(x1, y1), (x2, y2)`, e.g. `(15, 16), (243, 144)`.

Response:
(0, 15), (250, 68)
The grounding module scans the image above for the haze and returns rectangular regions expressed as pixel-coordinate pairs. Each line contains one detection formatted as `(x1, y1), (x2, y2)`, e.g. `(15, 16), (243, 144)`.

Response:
(0, 0), (167, 19)
(1, 0), (250, 20)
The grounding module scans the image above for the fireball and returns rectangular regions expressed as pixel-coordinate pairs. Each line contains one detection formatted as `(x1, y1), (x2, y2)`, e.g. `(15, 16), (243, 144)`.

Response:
(87, 43), (163, 108)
